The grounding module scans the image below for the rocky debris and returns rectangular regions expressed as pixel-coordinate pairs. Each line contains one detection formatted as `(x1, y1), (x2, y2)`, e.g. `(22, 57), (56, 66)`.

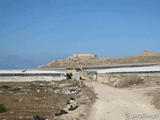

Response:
(54, 87), (79, 95)
(67, 69), (89, 81)
(9, 111), (14, 114)
(33, 115), (45, 120)
(55, 110), (68, 116)
(0, 80), (95, 120)
(57, 82), (73, 88)
(18, 98), (23, 103)
(54, 89), (60, 94)
(62, 87), (79, 95)
(68, 98), (78, 111)
(55, 97), (78, 116)
(37, 89), (40, 93)
(0, 85), (10, 89)
(37, 54), (96, 69)
(75, 73), (81, 81)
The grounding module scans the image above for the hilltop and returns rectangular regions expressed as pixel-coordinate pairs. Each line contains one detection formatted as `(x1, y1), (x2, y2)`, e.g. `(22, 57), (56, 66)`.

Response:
(138, 50), (160, 56)
(37, 50), (160, 69)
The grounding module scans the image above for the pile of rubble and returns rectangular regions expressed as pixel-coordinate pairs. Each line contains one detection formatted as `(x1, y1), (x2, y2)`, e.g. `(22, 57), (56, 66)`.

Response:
(37, 54), (97, 69)
(0, 81), (83, 120)
(55, 97), (78, 116)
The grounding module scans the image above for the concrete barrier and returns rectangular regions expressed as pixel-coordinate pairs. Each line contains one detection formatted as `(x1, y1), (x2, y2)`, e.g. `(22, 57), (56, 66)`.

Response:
(0, 69), (66, 82)
(84, 65), (160, 83)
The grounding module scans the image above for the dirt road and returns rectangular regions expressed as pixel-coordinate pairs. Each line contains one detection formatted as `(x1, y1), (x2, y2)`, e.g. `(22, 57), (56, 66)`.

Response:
(86, 82), (160, 120)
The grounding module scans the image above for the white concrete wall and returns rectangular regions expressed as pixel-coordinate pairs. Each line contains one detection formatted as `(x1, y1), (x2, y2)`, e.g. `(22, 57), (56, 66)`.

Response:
(0, 69), (66, 82)
(85, 65), (160, 73)
(0, 69), (66, 74)
(0, 75), (66, 82)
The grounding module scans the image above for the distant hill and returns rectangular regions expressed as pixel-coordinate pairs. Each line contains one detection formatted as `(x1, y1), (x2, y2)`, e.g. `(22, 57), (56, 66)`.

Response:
(37, 50), (160, 69)
(138, 50), (160, 56)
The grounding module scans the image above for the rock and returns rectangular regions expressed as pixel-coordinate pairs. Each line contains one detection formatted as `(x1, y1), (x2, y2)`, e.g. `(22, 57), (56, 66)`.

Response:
(0, 85), (10, 89)
(63, 104), (71, 112)
(33, 115), (45, 120)
(10, 111), (15, 114)
(18, 98), (23, 102)
(34, 97), (41, 100)
(75, 74), (80, 81)
(62, 87), (78, 95)
(54, 89), (60, 94)
(68, 99), (78, 111)
(33, 115), (40, 120)
(18, 116), (23, 119)
(65, 98), (79, 111)
(44, 89), (47, 92)
(55, 110), (68, 116)
(68, 105), (78, 111)
(40, 83), (44, 86)
(62, 87), (71, 94)
(37, 89), (40, 93)
(50, 81), (55, 85)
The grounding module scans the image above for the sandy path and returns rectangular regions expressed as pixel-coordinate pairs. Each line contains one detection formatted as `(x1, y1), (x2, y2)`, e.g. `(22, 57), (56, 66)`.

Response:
(86, 82), (160, 120)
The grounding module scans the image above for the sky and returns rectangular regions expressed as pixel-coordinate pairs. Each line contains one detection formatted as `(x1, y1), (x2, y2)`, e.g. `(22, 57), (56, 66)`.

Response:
(0, 0), (160, 69)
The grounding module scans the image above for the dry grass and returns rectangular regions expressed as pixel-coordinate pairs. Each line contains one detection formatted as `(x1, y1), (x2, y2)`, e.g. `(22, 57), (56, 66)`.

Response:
(110, 75), (144, 88)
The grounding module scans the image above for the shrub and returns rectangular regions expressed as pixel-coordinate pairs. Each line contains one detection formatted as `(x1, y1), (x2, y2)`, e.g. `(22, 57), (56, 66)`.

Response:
(66, 73), (73, 80)
(0, 104), (5, 113)
(112, 75), (144, 88)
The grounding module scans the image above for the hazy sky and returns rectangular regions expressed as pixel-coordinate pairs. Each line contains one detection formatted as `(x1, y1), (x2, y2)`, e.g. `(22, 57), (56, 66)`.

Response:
(0, 0), (160, 69)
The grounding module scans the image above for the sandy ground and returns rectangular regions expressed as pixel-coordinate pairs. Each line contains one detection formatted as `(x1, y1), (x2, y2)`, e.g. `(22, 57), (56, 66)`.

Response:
(85, 81), (160, 120)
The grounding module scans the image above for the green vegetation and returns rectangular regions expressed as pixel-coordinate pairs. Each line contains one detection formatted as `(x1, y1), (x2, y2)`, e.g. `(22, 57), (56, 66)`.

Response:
(66, 73), (73, 80)
(0, 104), (5, 113)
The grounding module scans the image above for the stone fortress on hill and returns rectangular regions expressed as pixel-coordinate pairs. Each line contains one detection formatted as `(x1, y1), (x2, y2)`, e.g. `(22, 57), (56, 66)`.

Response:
(73, 54), (97, 59)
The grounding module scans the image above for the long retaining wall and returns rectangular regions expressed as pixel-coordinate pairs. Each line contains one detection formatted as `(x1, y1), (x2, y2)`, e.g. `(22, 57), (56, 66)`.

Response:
(1, 64), (160, 82)
(85, 65), (160, 79)
(85, 65), (160, 74)
(84, 65), (160, 87)
(0, 69), (66, 82)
